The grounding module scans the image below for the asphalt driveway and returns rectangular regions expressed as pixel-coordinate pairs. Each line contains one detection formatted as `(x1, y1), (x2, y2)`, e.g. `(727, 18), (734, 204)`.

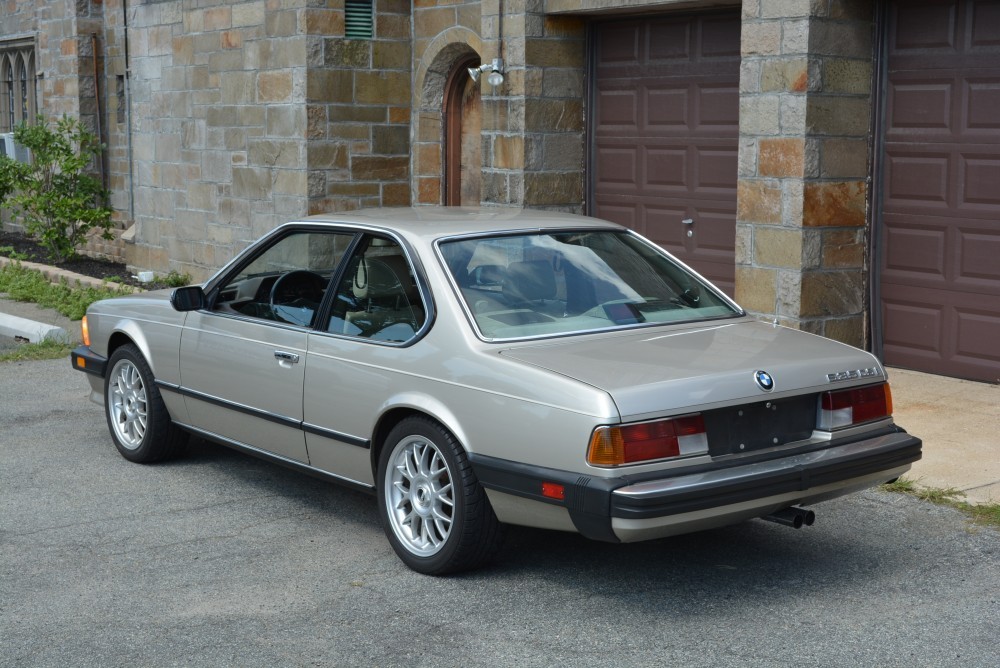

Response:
(1, 359), (997, 667)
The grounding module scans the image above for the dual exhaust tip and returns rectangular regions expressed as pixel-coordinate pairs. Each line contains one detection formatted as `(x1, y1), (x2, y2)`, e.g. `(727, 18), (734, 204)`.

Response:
(764, 506), (816, 529)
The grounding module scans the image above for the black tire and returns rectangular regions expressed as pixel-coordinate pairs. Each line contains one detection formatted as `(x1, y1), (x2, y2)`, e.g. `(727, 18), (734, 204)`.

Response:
(104, 344), (187, 463)
(376, 416), (503, 575)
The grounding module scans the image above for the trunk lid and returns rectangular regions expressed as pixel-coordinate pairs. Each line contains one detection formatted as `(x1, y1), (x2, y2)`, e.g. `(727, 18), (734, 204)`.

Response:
(498, 319), (883, 419)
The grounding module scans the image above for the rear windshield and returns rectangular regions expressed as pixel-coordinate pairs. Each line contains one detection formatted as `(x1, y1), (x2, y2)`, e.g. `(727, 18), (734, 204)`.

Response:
(439, 230), (741, 340)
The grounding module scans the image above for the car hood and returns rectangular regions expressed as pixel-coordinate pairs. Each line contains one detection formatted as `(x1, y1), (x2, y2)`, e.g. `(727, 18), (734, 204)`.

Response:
(498, 319), (884, 419)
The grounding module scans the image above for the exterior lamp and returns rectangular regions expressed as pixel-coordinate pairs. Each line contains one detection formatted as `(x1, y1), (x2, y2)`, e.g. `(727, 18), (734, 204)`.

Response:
(468, 59), (504, 87)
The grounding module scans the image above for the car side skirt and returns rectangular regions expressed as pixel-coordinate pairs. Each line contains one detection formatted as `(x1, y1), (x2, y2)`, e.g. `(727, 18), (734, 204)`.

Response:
(176, 422), (376, 495)
(469, 428), (921, 544)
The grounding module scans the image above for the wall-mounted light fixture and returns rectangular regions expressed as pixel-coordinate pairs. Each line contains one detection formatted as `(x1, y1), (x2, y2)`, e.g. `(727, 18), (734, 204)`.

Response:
(468, 58), (504, 87)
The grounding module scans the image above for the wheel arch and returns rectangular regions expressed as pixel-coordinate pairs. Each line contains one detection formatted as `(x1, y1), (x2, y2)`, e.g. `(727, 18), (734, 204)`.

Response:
(369, 395), (471, 479)
(105, 321), (155, 372)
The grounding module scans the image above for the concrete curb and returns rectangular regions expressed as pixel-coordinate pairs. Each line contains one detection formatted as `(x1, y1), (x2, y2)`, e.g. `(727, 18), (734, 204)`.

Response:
(0, 255), (127, 291)
(0, 312), (69, 343)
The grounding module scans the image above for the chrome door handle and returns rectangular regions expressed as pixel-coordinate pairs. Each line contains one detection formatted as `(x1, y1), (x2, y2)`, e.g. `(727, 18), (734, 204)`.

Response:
(274, 350), (300, 364)
(681, 218), (694, 225)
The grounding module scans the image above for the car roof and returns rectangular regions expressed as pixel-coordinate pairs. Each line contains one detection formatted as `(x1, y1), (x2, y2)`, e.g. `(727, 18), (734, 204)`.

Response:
(291, 207), (623, 242)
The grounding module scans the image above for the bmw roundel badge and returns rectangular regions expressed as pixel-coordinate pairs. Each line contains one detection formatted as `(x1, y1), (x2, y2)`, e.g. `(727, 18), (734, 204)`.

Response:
(754, 370), (774, 392)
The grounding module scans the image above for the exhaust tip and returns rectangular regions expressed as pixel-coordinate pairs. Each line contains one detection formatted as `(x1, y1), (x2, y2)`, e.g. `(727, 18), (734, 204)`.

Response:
(763, 506), (815, 529)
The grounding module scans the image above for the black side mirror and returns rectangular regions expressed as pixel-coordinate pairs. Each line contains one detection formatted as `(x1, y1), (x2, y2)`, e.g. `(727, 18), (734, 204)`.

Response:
(170, 286), (206, 312)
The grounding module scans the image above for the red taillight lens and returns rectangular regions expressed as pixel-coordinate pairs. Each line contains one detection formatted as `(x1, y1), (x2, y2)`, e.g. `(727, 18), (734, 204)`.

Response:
(588, 415), (708, 467)
(818, 383), (892, 430)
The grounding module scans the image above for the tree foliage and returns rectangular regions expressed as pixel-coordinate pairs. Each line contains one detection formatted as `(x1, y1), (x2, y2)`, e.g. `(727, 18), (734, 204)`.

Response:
(0, 115), (113, 262)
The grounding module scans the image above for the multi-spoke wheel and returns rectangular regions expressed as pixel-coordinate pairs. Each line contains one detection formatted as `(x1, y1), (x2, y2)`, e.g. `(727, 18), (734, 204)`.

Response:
(104, 344), (187, 463)
(377, 417), (503, 575)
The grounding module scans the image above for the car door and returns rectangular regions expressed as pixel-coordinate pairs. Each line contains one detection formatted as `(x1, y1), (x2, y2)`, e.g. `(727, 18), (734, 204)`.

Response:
(303, 235), (429, 485)
(179, 229), (355, 463)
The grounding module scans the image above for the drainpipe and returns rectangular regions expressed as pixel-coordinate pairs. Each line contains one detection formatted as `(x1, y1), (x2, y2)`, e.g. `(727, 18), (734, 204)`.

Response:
(122, 0), (135, 221)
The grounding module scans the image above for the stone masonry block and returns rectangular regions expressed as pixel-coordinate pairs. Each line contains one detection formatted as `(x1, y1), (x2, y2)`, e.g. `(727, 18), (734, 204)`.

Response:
(525, 38), (585, 68)
(806, 96), (870, 136)
(373, 125), (410, 155)
(754, 226), (803, 268)
(740, 95), (781, 135)
(741, 21), (782, 57)
(758, 138), (805, 178)
(803, 180), (866, 227)
(761, 58), (809, 93)
(493, 135), (525, 170)
(352, 156), (409, 181)
(737, 180), (783, 224)
(822, 58), (872, 95)
(821, 228), (865, 268)
(799, 269), (863, 317)
(257, 70), (294, 103)
(524, 172), (582, 206)
(355, 71), (411, 105)
(820, 138), (868, 178)
(735, 265), (777, 313)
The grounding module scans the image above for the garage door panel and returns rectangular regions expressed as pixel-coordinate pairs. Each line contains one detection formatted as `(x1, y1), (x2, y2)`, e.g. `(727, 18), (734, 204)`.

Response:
(967, 79), (1000, 129)
(593, 145), (639, 188)
(962, 157), (1000, 206)
(955, 307), (1000, 365)
(593, 11), (739, 297)
(957, 227), (1000, 284)
(883, 222), (948, 278)
(971, 2), (1000, 46)
(645, 86), (689, 128)
(595, 89), (639, 129)
(885, 152), (952, 206)
(883, 301), (944, 353)
(880, 0), (999, 381)
(644, 147), (688, 189)
(696, 84), (740, 130)
(887, 81), (953, 132)
(647, 21), (691, 61)
(891, 5), (958, 51)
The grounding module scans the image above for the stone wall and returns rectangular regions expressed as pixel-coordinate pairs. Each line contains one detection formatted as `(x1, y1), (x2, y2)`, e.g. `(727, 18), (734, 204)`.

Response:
(735, 0), (873, 347)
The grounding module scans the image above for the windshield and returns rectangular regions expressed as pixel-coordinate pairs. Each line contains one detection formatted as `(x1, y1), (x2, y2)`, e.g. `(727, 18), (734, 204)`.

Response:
(439, 230), (740, 340)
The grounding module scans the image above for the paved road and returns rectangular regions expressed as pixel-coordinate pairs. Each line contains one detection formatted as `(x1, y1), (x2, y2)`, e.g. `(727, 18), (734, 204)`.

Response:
(2, 359), (998, 667)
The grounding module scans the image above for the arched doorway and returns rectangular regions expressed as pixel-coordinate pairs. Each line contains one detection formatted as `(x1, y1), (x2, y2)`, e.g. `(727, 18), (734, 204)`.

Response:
(443, 57), (482, 206)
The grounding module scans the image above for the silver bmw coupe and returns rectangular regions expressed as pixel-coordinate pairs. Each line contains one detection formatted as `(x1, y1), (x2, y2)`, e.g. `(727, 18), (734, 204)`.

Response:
(72, 208), (921, 574)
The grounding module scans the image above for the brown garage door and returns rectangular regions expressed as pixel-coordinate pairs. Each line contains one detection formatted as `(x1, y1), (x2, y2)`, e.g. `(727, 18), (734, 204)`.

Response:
(590, 12), (741, 295)
(879, 0), (1000, 382)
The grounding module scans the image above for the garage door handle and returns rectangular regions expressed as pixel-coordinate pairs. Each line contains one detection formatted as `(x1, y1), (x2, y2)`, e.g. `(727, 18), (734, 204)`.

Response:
(682, 218), (694, 237)
(274, 350), (300, 365)
(682, 218), (694, 225)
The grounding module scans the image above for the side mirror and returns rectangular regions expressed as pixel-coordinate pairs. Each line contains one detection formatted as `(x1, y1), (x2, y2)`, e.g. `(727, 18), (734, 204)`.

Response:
(170, 286), (206, 312)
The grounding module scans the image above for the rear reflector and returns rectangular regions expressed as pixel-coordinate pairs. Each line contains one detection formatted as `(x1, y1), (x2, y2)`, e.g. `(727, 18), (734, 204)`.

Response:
(541, 482), (565, 500)
(588, 414), (708, 467)
(818, 383), (892, 430)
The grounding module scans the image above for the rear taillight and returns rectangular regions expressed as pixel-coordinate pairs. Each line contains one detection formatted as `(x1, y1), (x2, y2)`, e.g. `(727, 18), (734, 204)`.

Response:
(817, 383), (892, 430)
(587, 414), (708, 467)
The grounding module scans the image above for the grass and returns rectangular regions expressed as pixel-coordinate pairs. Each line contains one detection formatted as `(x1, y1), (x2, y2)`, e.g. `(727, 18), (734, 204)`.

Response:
(882, 476), (1000, 528)
(0, 259), (133, 321)
(0, 338), (73, 363)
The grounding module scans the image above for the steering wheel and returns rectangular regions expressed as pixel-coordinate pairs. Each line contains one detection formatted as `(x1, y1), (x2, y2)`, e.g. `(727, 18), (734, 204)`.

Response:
(268, 270), (327, 326)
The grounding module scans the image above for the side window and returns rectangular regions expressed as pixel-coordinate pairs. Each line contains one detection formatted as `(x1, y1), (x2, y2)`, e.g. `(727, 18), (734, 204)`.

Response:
(327, 236), (425, 342)
(213, 231), (353, 327)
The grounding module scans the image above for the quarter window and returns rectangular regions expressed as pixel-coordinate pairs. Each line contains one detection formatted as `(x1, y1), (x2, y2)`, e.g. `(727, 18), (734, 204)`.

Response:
(327, 236), (425, 342)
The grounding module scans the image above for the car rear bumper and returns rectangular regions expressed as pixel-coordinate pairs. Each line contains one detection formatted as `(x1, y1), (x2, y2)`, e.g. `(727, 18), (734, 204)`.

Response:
(470, 427), (921, 543)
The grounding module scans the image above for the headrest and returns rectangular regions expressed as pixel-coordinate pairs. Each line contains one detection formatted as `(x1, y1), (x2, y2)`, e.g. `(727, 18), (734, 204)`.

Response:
(503, 260), (556, 303)
(353, 255), (417, 300)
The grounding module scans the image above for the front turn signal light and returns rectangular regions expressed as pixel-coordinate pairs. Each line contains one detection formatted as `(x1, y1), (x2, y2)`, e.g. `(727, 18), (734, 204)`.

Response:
(817, 382), (892, 430)
(81, 315), (91, 347)
(588, 414), (708, 467)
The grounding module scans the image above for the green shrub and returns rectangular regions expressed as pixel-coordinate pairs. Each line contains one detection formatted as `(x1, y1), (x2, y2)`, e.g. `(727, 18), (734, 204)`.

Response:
(0, 115), (113, 263)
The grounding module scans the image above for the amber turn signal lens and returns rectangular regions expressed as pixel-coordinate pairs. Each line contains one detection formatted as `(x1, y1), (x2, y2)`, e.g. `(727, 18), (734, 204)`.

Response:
(81, 315), (91, 347)
(588, 415), (708, 467)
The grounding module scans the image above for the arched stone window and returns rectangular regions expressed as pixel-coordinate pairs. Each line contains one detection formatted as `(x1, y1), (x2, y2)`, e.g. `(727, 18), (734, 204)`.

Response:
(0, 39), (36, 132)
